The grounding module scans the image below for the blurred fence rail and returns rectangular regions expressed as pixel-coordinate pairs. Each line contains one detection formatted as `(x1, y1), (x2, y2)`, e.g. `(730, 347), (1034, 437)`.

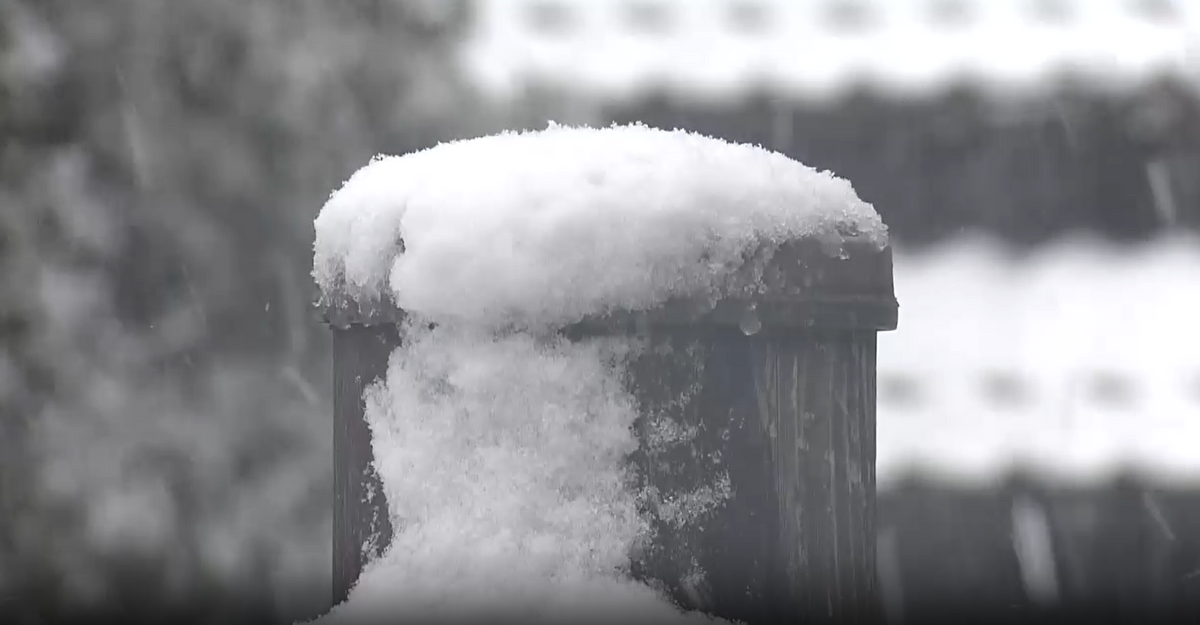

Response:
(605, 84), (1200, 248)
(878, 479), (1200, 621)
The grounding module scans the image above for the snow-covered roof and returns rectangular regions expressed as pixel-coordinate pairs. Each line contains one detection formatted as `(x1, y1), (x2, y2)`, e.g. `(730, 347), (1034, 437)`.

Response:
(460, 0), (1200, 104)
(877, 234), (1200, 489)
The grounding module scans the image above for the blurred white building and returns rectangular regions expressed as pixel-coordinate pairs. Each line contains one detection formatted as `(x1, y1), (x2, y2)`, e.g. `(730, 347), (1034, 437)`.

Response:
(461, 0), (1200, 104)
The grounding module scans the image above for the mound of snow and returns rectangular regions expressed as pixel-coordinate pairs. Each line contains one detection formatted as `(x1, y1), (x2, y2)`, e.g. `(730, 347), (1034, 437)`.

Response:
(314, 122), (885, 329)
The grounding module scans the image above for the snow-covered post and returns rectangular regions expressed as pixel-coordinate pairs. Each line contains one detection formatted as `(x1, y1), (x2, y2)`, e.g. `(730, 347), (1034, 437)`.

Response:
(315, 125), (897, 624)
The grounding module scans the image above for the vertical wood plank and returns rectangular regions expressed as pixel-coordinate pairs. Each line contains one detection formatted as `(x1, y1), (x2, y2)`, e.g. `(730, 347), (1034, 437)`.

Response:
(332, 324), (399, 606)
(627, 328), (878, 623)
(750, 331), (877, 624)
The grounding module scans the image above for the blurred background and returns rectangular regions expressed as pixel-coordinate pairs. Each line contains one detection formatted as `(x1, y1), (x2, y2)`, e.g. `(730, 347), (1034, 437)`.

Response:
(2, 0), (1199, 622)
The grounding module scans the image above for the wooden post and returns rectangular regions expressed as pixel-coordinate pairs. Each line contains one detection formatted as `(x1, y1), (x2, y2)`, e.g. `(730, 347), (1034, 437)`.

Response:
(325, 233), (897, 622)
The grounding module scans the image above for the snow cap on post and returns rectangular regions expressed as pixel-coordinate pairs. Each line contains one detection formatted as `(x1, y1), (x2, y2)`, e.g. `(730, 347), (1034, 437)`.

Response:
(314, 123), (895, 332)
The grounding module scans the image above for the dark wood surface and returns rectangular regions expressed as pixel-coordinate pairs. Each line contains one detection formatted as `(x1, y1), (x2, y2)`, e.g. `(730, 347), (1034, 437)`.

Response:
(331, 324), (399, 606)
(607, 328), (880, 624)
(752, 331), (877, 624)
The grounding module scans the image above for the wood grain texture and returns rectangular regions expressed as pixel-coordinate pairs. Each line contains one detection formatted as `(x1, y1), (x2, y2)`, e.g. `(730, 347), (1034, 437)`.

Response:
(332, 324), (399, 606)
(625, 328), (880, 624)
(752, 331), (878, 624)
